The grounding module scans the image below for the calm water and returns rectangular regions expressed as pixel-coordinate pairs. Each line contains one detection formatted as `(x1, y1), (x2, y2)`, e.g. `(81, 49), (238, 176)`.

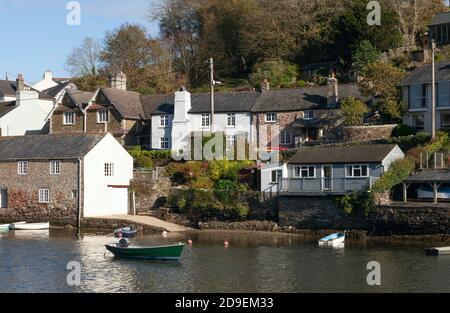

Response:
(0, 229), (449, 293)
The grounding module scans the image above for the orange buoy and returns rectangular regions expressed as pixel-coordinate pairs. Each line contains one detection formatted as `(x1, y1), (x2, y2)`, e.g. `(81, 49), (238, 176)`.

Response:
(224, 240), (229, 248)
(187, 239), (193, 246)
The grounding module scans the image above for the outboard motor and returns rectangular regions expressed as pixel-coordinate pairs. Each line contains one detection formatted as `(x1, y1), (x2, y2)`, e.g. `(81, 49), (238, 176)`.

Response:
(118, 238), (130, 248)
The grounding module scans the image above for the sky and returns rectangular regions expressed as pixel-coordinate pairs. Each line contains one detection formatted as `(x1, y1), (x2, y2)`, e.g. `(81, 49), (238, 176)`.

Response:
(0, 0), (160, 84)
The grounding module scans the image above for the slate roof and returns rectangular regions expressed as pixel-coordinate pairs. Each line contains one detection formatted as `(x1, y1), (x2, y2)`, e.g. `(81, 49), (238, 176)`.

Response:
(0, 133), (105, 160)
(100, 88), (145, 120)
(252, 84), (362, 112)
(67, 89), (95, 109)
(140, 94), (174, 118)
(141, 83), (363, 116)
(399, 62), (450, 86)
(288, 144), (399, 164)
(0, 79), (54, 101)
(190, 91), (260, 113)
(0, 101), (17, 118)
(40, 81), (72, 98)
(429, 12), (450, 26)
(404, 169), (450, 183)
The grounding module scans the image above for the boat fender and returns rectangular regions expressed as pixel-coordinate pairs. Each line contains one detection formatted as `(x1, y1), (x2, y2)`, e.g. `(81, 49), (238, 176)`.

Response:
(224, 240), (229, 248)
(187, 239), (193, 246)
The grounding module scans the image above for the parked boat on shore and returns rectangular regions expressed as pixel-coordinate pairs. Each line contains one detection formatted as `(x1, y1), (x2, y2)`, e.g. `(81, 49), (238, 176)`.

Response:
(11, 222), (49, 230)
(105, 242), (185, 260)
(319, 232), (346, 246)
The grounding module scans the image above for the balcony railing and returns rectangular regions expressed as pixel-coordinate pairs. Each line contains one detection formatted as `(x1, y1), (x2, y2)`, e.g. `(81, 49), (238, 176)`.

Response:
(280, 177), (380, 194)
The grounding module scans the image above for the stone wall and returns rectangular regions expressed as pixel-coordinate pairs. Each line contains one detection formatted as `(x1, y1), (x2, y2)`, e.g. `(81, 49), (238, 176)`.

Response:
(0, 160), (81, 226)
(278, 195), (371, 230)
(342, 124), (397, 142)
(371, 205), (450, 235)
(131, 169), (171, 214)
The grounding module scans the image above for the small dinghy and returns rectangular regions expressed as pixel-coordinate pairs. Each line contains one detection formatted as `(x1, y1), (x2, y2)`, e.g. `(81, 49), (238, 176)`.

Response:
(105, 239), (184, 260)
(0, 224), (11, 231)
(114, 227), (138, 238)
(12, 222), (49, 230)
(319, 232), (346, 246)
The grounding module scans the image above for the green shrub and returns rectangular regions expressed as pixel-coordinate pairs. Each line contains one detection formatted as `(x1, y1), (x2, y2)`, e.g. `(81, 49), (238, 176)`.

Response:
(336, 192), (374, 217)
(340, 97), (369, 126)
(371, 158), (415, 193)
(214, 180), (238, 190)
(392, 124), (416, 137)
(135, 154), (153, 169)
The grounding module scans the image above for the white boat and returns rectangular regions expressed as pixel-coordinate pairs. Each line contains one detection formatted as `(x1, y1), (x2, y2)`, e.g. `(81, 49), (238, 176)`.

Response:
(319, 232), (346, 246)
(418, 186), (450, 199)
(8, 221), (26, 230)
(12, 222), (50, 230)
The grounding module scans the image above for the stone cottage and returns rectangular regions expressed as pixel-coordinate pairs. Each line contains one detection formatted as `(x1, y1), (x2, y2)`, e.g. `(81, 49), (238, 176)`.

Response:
(0, 133), (133, 226)
(50, 72), (151, 148)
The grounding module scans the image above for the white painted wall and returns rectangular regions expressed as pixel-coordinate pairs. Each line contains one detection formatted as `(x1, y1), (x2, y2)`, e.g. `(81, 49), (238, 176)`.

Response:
(382, 145), (405, 171)
(0, 90), (54, 136)
(32, 71), (58, 92)
(260, 163), (283, 193)
(189, 112), (252, 138)
(83, 133), (134, 217)
(151, 114), (174, 149)
(171, 89), (192, 153)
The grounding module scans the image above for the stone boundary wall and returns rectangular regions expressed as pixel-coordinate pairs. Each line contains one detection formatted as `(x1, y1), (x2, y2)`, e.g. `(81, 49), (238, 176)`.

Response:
(131, 169), (171, 214)
(342, 124), (397, 142)
(82, 218), (165, 234)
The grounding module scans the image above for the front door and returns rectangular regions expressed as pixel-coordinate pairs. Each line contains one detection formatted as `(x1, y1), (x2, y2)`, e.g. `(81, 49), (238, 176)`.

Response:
(322, 166), (333, 191)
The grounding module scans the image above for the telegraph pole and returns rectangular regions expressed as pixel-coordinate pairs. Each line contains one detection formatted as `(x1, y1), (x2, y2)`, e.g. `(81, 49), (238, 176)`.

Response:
(210, 57), (215, 133)
(432, 40), (436, 140)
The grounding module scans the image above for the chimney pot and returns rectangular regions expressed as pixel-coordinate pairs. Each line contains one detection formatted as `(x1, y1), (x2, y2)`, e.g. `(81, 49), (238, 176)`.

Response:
(327, 73), (339, 108)
(16, 74), (25, 92)
(108, 72), (127, 90)
(261, 79), (270, 92)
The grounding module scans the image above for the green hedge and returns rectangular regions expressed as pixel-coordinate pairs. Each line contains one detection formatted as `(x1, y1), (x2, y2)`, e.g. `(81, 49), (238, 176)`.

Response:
(371, 158), (415, 193)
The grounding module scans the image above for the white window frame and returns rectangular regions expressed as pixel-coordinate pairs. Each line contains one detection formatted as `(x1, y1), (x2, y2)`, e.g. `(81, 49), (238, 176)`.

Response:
(38, 189), (50, 204)
(160, 138), (169, 149)
(50, 161), (61, 175)
(226, 135), (235, 148)
(293, 165), (316, 179)
(280, 130), (291, 145)
(104, 163), (114, 177)
(18, 161), (28, 175)
(201, 114), (211, 128)
(97, 109), (109, 123)
(160, 115), (169, 128)
(303, 110), (314, 120)
(345, 164), (369, 178)
(226, 113), (236, 127)
(265, 113), (277, 123)
(63, 112), (75, 125)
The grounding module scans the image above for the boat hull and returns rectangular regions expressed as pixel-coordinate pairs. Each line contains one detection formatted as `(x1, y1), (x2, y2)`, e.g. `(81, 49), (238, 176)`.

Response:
(105, 243), (184, 260)
(319, 233), (346, 246)
(13, 222), (50, 230)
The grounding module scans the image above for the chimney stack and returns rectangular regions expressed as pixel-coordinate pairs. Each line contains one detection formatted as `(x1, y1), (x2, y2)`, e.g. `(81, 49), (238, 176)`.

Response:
(108, 72), (127, 90)
(327, 72), (339, 108)
(261, 79), (270, 92)
(16, 74), (25, 92)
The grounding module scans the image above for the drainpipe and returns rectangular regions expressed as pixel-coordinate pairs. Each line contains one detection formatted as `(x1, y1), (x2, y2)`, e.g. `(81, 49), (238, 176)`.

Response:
(77, 158), (82, 229)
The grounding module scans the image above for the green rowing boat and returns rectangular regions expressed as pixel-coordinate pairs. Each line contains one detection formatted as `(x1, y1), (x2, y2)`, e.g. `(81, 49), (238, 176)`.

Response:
(105, 243), (185, 260)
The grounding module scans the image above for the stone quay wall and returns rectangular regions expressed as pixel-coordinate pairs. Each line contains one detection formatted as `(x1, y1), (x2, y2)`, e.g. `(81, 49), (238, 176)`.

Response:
(131, 169), (171, 214)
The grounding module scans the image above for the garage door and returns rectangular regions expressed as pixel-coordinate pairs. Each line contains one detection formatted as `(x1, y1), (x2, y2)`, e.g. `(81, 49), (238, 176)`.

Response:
(110, 188), (129, 215)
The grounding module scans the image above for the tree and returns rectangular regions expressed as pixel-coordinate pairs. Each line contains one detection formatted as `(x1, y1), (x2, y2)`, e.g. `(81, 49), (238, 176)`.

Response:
(384, 0), (447, 47)
(65, 37), (101, 77)
(72, 75), (107, 92)
(101, 23), (155, 90)
(359, 61), (406, 100)
(352, 40), (380, 70)
(249, 60), (299, 89)
(340, 97), (369, 126)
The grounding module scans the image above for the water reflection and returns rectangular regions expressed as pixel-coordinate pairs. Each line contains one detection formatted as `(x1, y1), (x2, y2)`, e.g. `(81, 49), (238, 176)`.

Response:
(0, 229), (449, 293)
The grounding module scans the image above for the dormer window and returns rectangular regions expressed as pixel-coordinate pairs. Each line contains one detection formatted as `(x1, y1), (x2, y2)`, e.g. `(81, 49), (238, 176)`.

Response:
(303, 110), (314, 120)
(97, 110), (109, 123)
(63, 112), (75, 125)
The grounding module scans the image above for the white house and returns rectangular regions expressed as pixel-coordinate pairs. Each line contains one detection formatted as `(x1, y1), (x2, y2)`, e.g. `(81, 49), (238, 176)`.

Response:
(0, 74), (55, 136)
(32, 70), (60, 92)
(147, 87), (258, 152)
(0, 133), (134, 225)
